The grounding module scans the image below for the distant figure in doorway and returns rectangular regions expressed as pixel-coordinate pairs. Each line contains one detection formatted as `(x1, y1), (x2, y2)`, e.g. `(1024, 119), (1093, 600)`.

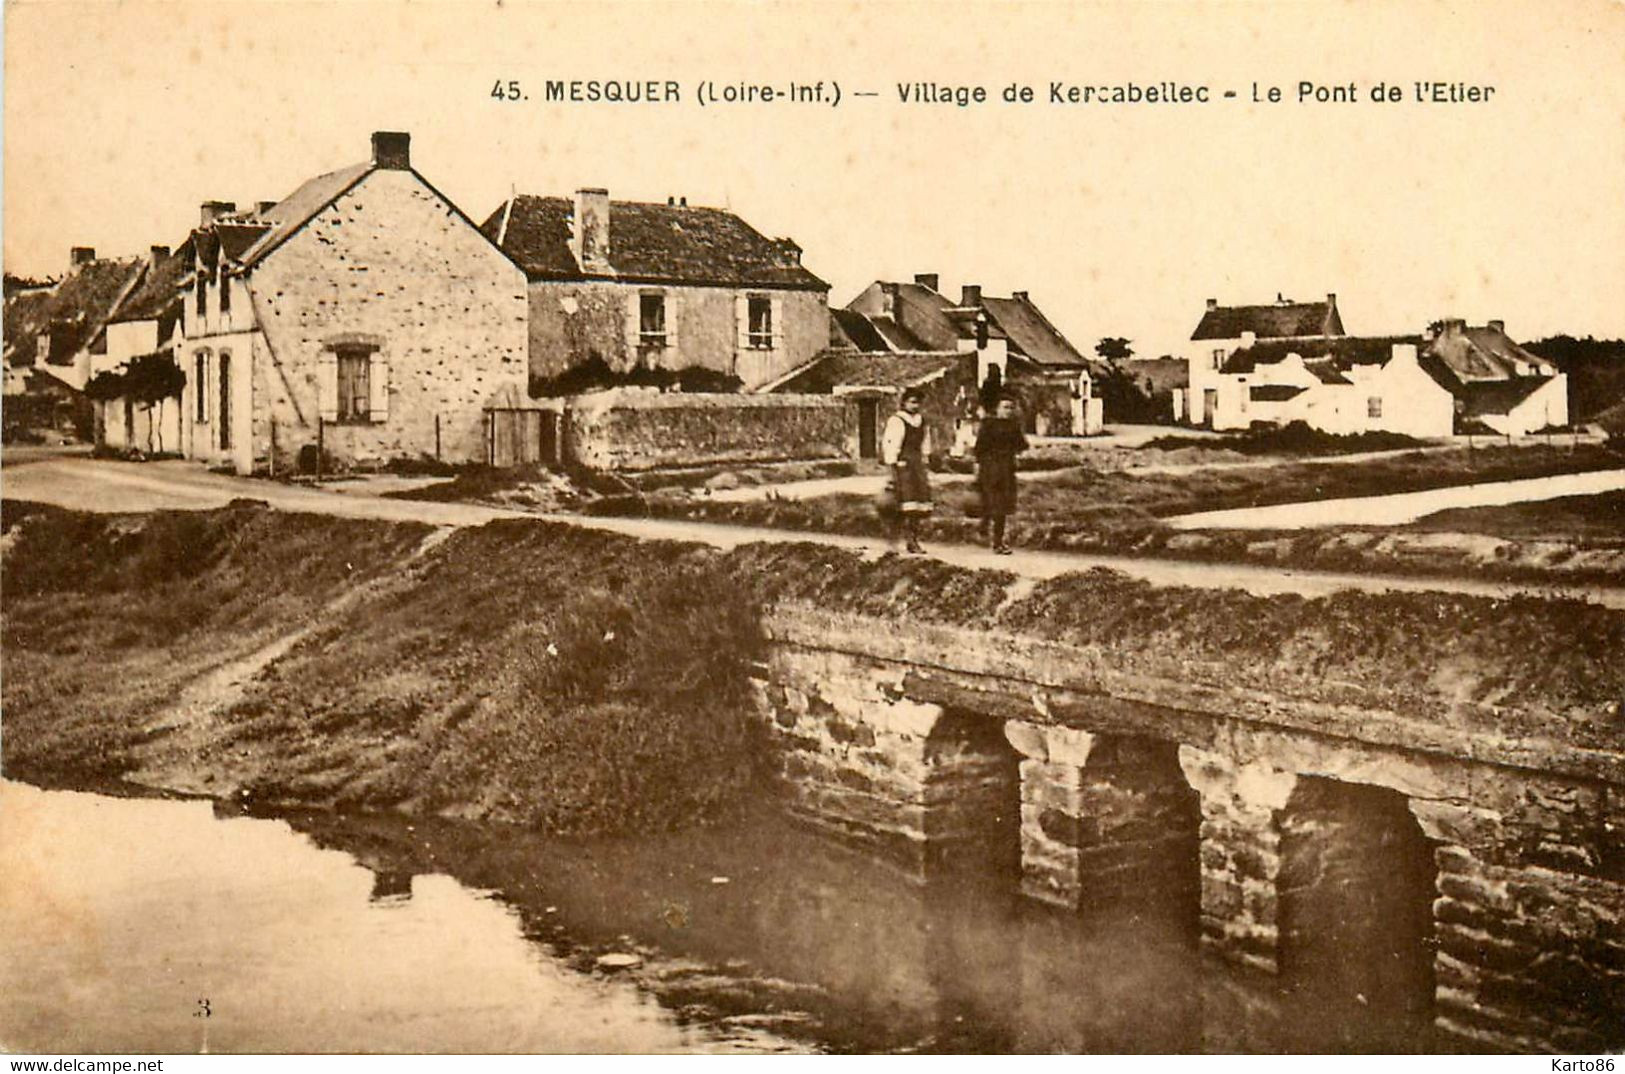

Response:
(975, 393), (1028, 555)
(882, 388), (933, 554)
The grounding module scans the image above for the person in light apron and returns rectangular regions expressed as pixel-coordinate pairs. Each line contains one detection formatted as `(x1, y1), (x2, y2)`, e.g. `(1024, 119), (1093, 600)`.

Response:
(881, 388), (933, 554)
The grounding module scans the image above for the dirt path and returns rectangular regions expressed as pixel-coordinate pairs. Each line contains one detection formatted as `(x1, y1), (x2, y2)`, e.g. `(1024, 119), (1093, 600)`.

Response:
(127, 527), (456, 796)
(1166, 468), (1625, 530)
(5, 455), (1623, 608)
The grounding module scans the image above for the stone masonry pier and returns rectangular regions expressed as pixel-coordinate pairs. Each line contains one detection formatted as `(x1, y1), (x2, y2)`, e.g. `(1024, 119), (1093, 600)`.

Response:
(752, 604), (1625, 1053)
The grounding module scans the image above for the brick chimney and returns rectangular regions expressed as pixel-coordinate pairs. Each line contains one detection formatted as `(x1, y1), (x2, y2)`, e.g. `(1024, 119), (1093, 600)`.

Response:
(1206, 297), (1218, 310)
(1327, 292), (1337, 309)
(70, 247), (96, 269)
(572, 188), (611, 271)
(149, 245), (170, 271)
(1487, 318), (1505, 333)
(914, 273), (939, 292)
(199, 201), (236, 227)
(1012, 290), (1029, 302)
(371, 131), (411, 170)
(960, 284), (981, 308)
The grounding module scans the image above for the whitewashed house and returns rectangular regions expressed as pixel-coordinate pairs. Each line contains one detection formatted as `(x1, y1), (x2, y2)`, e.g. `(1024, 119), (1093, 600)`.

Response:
(1185, 293), (1344, 426)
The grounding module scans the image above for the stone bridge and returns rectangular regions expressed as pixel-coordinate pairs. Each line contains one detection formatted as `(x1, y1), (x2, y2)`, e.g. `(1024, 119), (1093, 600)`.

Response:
(752, 605), (1624, 1053)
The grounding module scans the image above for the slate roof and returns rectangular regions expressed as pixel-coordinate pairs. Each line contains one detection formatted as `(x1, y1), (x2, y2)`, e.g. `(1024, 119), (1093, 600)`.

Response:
(1192, 299), (1343, 341)
(1249, 384), (1308, 402)
(111, 248), (189, 324)
(1458, 376), (1555, 417)
(2, 257), (144, 368)
(981, 296), (1091, 369)
(1428, 324), (1556, 382)
(1221, 335), (1421, 375)
(236, 162), (372, 270)
(772, 350), (966, 394)
(482, 194), (828, 290)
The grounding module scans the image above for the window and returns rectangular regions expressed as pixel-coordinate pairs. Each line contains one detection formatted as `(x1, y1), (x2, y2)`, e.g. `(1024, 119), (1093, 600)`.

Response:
(220, 273), (231, 315)
(639, 293), (667, 348)
(336, 346), (371, 421)
(1212, 348), (1225, 370)
(195, 354), (209, 422)
(196, 275), (207, 320)
(1368, 396), (1383, 418)
(748, 296), (773, 349)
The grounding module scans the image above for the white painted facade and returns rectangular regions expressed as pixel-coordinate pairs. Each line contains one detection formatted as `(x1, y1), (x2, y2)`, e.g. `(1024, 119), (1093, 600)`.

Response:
(1205, 344), (1455, 438)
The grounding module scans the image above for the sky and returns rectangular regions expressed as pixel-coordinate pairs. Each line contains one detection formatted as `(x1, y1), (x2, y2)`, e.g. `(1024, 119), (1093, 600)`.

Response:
(4, 0), (1623, 361)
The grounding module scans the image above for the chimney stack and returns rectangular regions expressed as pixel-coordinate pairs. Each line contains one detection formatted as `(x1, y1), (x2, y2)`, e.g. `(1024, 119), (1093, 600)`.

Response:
(199, 201), (236, 227)
(257, 200), (278, 216)
(1327, 292), (1337, 308)
(880, 281), (899, 319)
(914, 273), (939, 292)
(1206, 297), (1218, 310)
(678, 196), (687, 208)
(572, 188), (611, 271)
(149, 245), (170, 271)
(1487, 318), (1505, 333)
(371, 131), (411, 170)
(960, 284), (981, 308)
(1012, 290), (1029, 302)
(70, 247), (96, 269)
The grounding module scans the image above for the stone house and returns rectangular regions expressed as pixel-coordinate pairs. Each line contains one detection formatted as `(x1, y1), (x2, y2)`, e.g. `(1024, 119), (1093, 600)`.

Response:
(94, 244), (188, 453)
(482, 190), (829, 394)
(1185, 293), (1345, 426)
(829, 275), (1103, 435)
(178, 131), (528, 473)
(2, 248), (146, 438)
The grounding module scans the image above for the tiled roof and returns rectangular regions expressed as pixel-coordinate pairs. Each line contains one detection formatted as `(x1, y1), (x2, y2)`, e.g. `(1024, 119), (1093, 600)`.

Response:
(237, 162), (373, 270)
(482, 194), (828, 290)
(1192, 299), (1343, 341)
(1459, 376), (1555, 417)
(829, 308), (892, 351)
(3, 257), (144, 368)
(772, 350), (965, 393)
(843, 281), (1098, 374)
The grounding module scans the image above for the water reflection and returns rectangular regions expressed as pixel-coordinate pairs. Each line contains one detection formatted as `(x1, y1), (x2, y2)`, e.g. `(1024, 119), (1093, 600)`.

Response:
(2, 780), (1426, 1053)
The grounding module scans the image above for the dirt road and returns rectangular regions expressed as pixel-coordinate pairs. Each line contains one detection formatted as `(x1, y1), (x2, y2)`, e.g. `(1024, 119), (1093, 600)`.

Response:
(5, 454), (1622, 608)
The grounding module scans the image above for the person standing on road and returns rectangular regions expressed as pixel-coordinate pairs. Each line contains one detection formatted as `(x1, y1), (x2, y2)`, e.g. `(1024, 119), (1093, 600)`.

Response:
(974, 393), (1028, 554)
(881, 388), (933, 554)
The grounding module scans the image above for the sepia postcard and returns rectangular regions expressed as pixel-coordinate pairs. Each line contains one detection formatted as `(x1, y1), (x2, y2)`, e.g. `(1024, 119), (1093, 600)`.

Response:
(2, 0), (1623, 1060)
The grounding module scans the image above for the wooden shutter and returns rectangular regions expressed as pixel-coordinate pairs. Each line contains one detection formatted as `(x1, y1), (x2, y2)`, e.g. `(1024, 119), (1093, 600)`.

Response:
(625, 291), (642, 356)
(368, 354), (390, 422)
(318, 355), (339, 421)
(736, 293), (751, 350)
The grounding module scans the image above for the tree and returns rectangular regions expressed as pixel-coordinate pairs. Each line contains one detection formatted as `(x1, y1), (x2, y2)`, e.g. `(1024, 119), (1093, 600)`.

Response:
(120, 353), (187, 453)
(1095, 337), (1134, 363)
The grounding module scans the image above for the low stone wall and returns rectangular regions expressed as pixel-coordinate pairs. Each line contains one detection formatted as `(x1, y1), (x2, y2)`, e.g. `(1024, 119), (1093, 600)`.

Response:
(563, 389), (854, 471)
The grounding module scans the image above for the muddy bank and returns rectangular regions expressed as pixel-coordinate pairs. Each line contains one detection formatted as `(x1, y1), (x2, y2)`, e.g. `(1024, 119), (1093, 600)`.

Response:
(4, 503), (1621, 828)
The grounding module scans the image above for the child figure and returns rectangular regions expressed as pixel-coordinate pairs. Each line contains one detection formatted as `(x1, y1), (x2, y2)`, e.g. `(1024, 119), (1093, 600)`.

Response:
(974, 393), (1028, 554)
(881, 388), (933, 554)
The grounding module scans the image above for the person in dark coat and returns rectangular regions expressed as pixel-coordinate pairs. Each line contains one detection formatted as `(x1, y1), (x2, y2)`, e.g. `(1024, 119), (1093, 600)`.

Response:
(974, 393), (1028, 554)
(882, 387), (933, 554)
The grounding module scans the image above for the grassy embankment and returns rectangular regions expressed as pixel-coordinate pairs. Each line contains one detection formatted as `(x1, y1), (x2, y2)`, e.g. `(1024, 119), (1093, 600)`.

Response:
(588, 443), (1625, 582)
(5, 503), (1621, 830)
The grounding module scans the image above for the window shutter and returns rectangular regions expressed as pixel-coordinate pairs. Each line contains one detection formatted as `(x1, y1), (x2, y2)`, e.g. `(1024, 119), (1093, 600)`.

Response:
(626, 292), (642, 356)
(369, 355), (390, 422)
(770, 294), (785, 350)
(665, 291), (679, 353)
(736, 294), (751, 350)
(318, 355), (339, 421)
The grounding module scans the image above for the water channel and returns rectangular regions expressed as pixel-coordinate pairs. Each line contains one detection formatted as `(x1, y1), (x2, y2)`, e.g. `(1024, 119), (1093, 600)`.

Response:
(0, 779), (1428, 1053)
